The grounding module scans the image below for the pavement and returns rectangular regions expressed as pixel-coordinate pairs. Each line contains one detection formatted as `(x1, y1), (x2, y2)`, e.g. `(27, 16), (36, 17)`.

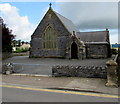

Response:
(2, 74), (119, 96)
(1, 56), (119, 96)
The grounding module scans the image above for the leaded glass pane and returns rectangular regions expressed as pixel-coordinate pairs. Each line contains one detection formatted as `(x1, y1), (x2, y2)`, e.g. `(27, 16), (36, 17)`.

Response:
(43, 25), (56, 49)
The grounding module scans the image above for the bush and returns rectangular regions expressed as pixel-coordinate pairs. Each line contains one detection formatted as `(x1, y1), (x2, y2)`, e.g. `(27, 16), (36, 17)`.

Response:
(112, 49), (118, 54)
(14, 47), (29, 53)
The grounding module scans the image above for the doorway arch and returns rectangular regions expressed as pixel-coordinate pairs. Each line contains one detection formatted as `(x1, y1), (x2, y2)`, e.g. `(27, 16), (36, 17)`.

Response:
(71, 42), (78, 59)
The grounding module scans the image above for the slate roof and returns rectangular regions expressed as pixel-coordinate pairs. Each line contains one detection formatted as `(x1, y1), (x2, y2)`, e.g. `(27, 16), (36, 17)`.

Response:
(54, 11), (108, 43)
(76, 31), (108, 43)
(54, 11), (79, 34)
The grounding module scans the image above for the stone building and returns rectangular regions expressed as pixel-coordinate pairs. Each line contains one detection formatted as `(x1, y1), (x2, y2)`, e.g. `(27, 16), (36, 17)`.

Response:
(30, 4), (111, 59)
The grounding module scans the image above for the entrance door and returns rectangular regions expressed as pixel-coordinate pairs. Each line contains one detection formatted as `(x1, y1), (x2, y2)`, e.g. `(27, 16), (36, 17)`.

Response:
(71, 42), (78, 59)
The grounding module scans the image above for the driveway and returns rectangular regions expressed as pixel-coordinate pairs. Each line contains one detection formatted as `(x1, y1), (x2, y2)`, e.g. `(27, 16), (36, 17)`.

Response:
(2, 56), (110, 75)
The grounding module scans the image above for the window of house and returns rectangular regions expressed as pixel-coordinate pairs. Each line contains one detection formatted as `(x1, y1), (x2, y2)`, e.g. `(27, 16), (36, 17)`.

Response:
(43, 25), (56, 49)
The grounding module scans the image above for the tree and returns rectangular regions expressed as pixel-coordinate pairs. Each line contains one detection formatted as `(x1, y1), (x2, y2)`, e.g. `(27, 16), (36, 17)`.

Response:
(18, 40), (21, 47)
(1, 17), (15, 52)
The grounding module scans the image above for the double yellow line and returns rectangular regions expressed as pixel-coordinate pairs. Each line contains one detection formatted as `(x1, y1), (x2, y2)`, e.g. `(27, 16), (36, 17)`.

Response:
(0, 84), (120, 99)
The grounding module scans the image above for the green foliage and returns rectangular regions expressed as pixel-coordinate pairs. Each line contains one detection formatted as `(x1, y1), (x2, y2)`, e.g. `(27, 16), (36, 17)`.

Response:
(112, 49), (118, 54)
(1, 17), (15, 52)
(30, 56), (39, 58)
(14, 47), (29, 53)
(118, 47), (120, 56)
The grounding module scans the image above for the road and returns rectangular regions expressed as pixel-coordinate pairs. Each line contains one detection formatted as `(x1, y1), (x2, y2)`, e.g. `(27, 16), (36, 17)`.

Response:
(1, 84), (119, 102)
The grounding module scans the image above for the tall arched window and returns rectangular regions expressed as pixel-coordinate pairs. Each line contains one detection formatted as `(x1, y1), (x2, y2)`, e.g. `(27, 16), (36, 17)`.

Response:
(43, 25), (56, 49)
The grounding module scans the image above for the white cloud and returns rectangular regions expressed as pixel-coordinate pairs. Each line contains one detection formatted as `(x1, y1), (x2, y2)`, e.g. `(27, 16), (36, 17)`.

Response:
(110, 35), (118, 44)
(109, 30), (118, 44)
(0, 3), (36, 41)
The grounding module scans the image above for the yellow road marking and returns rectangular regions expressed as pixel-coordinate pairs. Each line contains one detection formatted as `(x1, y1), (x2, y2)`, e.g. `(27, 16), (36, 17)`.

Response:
(0, 84), (119, 99)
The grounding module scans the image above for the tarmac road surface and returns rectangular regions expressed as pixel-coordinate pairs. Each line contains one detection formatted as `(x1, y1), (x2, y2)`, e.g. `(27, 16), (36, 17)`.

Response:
(1, 84), (119, 102)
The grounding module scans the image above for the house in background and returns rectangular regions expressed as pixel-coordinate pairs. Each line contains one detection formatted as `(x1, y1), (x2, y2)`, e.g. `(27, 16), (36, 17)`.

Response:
(30, 4), (111, 59)
(12, 40), (30, 52)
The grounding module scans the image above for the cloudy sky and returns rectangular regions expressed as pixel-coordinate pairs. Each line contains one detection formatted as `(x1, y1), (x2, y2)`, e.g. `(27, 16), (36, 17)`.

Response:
(0, 2), (118, 44)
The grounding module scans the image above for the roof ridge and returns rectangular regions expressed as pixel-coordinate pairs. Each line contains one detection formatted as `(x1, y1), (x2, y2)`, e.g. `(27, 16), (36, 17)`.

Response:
(53, 11), (79, 33)
(78, 31), (107, 33)
(54, 11), (74, 23)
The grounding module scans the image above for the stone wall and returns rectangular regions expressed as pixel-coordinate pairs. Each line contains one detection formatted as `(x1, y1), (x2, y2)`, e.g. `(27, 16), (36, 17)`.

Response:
(52, 65), (107, 78)
(106, 59), (118, 87)
(86, 44), (108, 58)
(2, 52), (12, 60)
(116, 53), (119, 86)
(30, 8), (71, 58)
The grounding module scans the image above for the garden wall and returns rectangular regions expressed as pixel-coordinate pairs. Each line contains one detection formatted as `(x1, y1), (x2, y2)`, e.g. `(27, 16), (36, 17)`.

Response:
(52, 65), (107, 78)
